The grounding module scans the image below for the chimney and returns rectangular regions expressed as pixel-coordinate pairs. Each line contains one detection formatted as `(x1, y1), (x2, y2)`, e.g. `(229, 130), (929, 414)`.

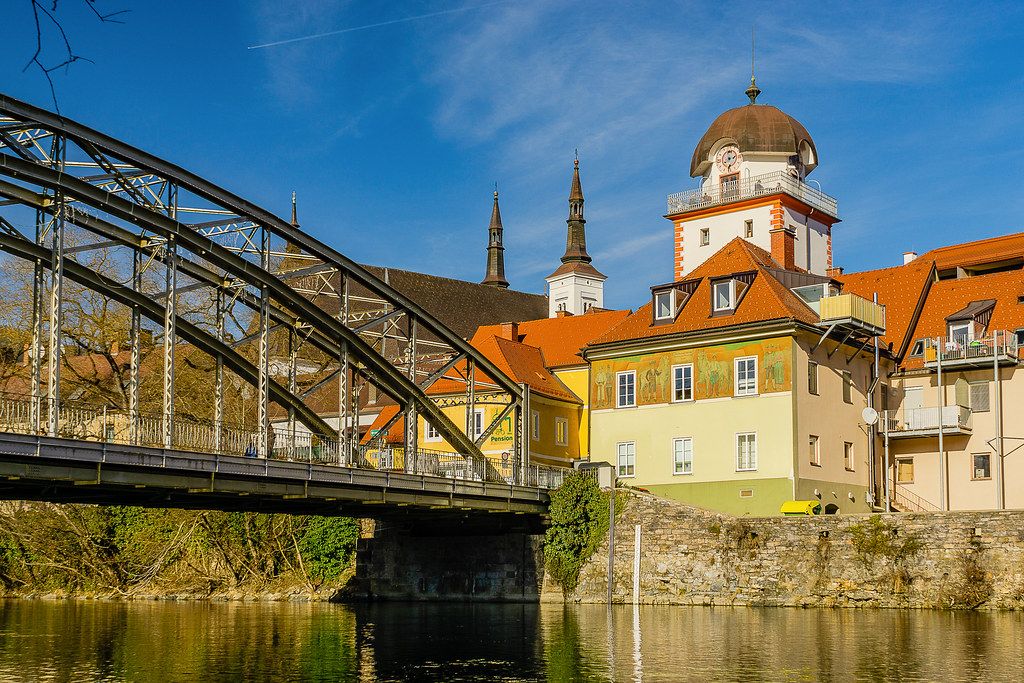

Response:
(770, 227), (796, 271)
(555, 310), (574, 318)
(903, 251), (918, 265)
(498, 322), (519, 341)
(826, 266), (845, 278)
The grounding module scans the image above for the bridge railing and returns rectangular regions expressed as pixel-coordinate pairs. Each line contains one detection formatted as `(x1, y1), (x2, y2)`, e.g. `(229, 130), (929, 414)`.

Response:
(0, 393), (568, 489)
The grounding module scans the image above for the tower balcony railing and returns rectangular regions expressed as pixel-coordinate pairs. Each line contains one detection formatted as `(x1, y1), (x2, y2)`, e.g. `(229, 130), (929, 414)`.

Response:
(666, 170), (839, 218)
(922, 331), (1019, 369)
(881, 405), (972, 439)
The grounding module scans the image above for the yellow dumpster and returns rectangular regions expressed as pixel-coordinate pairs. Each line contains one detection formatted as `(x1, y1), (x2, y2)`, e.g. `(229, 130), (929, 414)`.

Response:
(780, 500), (822, 516)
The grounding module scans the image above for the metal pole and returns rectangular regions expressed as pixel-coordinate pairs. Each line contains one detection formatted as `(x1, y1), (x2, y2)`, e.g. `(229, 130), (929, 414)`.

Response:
(257, 225), (270, 457)
(994, 330), (1004, 510)
(29, 207), (45, 433)
(632, 525), (641, 605)
(868, 292), (879, 506)
(519, 384), (530, 485)
(129, 248), (141, 444)
(936, 336), (946, 511)
(607, 490), (615, 603)
(213, 288), (225, 452)
(883, 408), (891, 512)
(338, 342), (349, 465)
(162, 235), (177, 449)
(466, 358), (476, 439)
(406, 317), (418, 473)
(45, 192), (65, 437)
(288, 327), (297, 458)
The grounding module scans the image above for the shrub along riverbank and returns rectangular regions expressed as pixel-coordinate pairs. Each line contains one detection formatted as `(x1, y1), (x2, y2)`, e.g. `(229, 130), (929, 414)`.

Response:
(0, 502), (359, 599)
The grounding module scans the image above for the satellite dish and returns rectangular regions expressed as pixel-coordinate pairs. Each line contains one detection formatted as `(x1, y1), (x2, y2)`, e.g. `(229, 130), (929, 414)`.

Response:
(862, 407), (879, 425)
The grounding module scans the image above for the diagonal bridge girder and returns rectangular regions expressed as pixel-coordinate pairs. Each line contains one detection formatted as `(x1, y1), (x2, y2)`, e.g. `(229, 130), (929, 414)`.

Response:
(0, 92), (526, 468)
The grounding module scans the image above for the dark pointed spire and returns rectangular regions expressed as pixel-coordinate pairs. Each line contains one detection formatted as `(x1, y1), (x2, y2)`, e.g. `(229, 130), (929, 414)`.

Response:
(561, 155), (591, 264)
(481, 186), (509, 288)
(290, 191), (299, 227)
(746, 26), (761, 104)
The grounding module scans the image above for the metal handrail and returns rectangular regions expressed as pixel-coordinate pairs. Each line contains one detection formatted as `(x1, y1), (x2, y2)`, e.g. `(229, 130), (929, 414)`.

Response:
(882, 406), (972, 434)
(0, 392), (568, 489)
(666, 170), (839, 217)
(922, 330), (1019, 364)
(892, 483), (940, 513)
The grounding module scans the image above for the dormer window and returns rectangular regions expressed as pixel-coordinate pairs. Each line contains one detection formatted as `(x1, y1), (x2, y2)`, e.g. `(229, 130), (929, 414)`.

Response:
(654, 290), (674, 321)
(713, 280), (736, 311)
(948, 321), (972, 345)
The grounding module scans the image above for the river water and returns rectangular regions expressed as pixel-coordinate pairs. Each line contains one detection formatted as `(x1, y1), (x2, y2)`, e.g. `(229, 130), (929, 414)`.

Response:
(0, 600), (1020, 682)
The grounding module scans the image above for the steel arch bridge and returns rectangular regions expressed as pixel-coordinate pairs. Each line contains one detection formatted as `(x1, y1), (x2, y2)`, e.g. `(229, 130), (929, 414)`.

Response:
(0, 92), (555, 503)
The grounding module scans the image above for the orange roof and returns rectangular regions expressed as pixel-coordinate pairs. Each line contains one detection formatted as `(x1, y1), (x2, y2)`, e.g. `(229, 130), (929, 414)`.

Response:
(472, 309), (630, 368)
(837, 257), (935, 356)
(917, 232), (1024, 272)
(906, 269), (1024, 353)
(427, 334), (582, 403)
(589, 238), (820, 347)
(360, 404), (404, 445)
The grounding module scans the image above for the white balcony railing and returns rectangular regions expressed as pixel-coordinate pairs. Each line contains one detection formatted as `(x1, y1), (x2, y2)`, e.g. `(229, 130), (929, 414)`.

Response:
(666, 170), (839, 218)
(881, 405), (972, 437)
(922, 331), (1019, 368)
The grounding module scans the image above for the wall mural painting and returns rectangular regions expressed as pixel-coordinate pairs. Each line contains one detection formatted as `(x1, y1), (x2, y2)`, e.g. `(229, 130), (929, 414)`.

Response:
(591, 338), (792, 410)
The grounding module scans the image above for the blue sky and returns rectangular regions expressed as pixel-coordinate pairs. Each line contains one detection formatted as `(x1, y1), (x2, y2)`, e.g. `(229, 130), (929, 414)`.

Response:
(2, 1), (1022, 310)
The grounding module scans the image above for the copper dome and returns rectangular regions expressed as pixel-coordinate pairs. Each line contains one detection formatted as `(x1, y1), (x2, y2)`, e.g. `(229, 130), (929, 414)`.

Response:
(689, 104), (817, 177)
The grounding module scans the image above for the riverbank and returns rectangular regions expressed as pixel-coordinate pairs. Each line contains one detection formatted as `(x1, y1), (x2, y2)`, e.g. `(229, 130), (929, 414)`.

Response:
(561, 490), (1024, 610)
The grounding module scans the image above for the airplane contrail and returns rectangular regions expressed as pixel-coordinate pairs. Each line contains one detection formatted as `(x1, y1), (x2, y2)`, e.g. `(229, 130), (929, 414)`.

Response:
(248, 1), (513, 50)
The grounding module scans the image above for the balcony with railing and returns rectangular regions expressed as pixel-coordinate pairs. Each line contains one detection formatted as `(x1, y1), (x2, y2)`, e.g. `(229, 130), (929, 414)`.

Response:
(881, 405), (972, 439)
(922, 331), (1019, 370)
(819, 293), (886, 336)
(666, 170), (839, 218)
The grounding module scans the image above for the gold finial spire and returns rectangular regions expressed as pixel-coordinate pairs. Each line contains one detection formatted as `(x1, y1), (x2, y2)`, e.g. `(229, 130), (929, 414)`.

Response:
(746, 26), (761, 104)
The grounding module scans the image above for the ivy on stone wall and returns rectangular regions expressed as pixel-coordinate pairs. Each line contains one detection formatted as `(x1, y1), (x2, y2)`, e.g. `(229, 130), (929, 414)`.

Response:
(543, 473), (621, 593)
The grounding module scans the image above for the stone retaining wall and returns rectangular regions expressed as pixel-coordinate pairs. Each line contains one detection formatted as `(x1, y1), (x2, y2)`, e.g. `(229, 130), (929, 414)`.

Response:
(562, 491), (1024, 609)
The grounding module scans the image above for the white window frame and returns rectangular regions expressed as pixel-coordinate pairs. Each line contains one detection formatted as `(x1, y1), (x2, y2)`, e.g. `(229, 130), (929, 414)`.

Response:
(654, 290), (675, 321)
(744, 219), (754, 239)
(713, 280), (736, 311)
(616, 441), (636, 478)
(844, 441), (855, 471)
(672, 363), (694, 402)
(673, 437), (693, 475)
(736, 432), (758, 472)
(699, 227), (710, 247)
(972, 452), (991, 480)
(555, 417), (569, 446)
(424, 421), (441, 443)
(842, 370), (853, 403)
(531, 410), (540, 440)
(734, 356), (758, 396)
(473, 408), (485, 439)
(948, 321), (973, 344)
(809, 434), (820, 466)
(616, 370), (636, 408)
(808, 360), (818, 395)
(896, 456), (914, 483)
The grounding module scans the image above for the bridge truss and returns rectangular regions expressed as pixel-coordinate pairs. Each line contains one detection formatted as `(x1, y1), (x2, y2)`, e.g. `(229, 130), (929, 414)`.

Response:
(0, 93), (533, 485)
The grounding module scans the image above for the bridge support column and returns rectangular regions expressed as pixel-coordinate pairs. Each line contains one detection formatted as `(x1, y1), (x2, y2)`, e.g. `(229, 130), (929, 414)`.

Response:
(349, 518), (544, 602)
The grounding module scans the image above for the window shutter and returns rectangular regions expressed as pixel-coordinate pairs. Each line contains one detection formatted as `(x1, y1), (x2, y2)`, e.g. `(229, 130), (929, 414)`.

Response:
(970, 382), (990, 413)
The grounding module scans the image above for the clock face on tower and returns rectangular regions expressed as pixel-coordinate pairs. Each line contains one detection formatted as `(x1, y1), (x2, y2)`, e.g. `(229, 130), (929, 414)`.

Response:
(715, 146), (742, 173)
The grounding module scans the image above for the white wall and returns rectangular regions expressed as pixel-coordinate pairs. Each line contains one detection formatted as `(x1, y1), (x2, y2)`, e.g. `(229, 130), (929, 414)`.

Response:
(679, 205), (774, 275)
(547, 273), (605, 317)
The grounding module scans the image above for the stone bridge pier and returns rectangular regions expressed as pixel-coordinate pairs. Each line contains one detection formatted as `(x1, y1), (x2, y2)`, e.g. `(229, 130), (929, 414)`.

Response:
(349, 515), (546, 602)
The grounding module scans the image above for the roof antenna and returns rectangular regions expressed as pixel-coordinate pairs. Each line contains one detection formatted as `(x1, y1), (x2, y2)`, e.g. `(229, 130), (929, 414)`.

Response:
(746, 25), (761, 104)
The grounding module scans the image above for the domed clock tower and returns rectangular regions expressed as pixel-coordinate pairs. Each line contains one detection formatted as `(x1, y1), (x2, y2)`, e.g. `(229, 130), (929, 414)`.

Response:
(668, 79), (840, 278)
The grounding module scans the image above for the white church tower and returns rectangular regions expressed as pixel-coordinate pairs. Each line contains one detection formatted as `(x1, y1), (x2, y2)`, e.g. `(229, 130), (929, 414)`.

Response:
(546, 158), (606, 316)
(667, 77), (840, 278)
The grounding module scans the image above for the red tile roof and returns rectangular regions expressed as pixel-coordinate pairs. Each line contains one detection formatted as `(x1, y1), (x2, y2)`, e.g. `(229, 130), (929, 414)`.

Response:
(837, 258), (935, 356)
(360, 404), (404, 445)
(589, 238), (820, 347)
(917, 232), (1024, 272)
(907, 269), (1024, 349)
(472, 309), (630, 368)
(427, 334), (582, 403)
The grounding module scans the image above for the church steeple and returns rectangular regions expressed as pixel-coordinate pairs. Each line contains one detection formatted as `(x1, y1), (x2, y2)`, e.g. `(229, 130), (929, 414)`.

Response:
(481, 187), (509, 288)
(561, 156), (592, 264)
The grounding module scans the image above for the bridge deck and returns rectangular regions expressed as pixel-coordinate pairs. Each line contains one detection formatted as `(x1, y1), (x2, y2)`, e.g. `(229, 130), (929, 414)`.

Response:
(0, 432), (551, 525)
